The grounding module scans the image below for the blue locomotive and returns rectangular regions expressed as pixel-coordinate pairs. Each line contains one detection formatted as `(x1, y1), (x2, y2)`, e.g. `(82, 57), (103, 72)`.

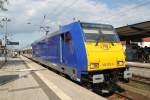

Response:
(31, 21), (132, 91)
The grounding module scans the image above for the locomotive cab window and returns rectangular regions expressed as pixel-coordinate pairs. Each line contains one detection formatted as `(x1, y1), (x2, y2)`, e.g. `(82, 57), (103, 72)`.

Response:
(81, 23), (119, 42)
(83, 29), (119, 42)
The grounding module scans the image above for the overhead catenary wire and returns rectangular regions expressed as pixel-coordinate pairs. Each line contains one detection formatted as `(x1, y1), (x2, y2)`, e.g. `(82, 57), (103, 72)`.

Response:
(54, 0), (80, 18)
(40, 15), (46, 26)
(25, 0), (150, 35)
(41, 0), (67, 25)
(45, 0), (80, 25)
(104, 1), (150, 26)
(49, 0), (150, 28)
(110, 10), (150, 26)
(21, 0), (66, 34)
(46, 0), (67, 18)
(99, 0), (150, 22)
(34, 0), (68, 34)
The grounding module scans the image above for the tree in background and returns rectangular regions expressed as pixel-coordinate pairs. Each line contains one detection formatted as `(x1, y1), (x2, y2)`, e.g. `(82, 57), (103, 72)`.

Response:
(0, 0), (8, 11)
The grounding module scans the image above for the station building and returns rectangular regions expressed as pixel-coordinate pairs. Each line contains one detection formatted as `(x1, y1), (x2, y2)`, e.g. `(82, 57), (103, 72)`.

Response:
(116, 21), (150, 62)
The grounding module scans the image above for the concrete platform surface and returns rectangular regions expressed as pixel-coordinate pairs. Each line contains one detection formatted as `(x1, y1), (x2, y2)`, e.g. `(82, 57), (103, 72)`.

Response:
(0, 56), (5, 68)
(130, 67), (150, 78)
(0, 57), (50, 100)
(0, 57), (106, 100)
(126, 62), (150, 68)
(126, 62), (150, 78)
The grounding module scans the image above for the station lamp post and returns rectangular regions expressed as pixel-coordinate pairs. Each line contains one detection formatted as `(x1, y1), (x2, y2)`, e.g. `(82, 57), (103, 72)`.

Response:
(2, 17), (11, 62)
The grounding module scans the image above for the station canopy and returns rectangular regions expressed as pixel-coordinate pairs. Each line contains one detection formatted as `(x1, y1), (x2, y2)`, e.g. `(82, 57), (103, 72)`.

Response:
(116, 21), (150, 41)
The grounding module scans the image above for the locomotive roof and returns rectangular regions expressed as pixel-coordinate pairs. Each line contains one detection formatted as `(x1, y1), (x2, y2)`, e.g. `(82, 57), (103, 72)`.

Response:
(80, 22), (114, 30)
(32, 31), (60, 45)
(32, 21), (114, 45)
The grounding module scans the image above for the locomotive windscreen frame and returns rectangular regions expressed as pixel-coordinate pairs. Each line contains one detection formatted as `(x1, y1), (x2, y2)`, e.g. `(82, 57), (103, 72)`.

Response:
(80, 22), (120, 42)
(80, 22), (114, 30)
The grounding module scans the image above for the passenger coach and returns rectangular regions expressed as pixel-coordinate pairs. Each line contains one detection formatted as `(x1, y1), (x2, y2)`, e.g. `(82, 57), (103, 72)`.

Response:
(32, 21), (132, 91)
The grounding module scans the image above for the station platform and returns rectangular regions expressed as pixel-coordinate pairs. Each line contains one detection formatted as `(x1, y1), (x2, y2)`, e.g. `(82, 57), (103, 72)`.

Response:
(126, 61), (150, 68)
(0, 56), (5, 68)
(126, 61), (150, 78)
(0, 56), (106, 100)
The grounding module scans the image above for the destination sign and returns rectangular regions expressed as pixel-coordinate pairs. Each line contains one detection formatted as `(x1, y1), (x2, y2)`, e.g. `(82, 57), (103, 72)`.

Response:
(81, 22), (113, 30)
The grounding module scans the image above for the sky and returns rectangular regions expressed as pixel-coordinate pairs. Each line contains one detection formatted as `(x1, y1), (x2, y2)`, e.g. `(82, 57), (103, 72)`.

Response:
(0, 0), (150, 48)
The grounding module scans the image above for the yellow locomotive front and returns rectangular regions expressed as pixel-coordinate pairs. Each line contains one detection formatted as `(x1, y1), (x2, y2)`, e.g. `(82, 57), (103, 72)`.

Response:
(81, 23), (132, 86)
(85, 42), (125, 71)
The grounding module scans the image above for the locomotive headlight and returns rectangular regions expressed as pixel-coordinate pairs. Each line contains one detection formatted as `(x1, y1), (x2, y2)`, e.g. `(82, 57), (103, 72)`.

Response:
(117, 61), (124, 66)
(90, 63), (99, 69)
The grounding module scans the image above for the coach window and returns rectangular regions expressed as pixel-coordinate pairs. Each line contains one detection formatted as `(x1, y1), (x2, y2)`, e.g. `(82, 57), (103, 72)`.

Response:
(64, 32), (72, 43)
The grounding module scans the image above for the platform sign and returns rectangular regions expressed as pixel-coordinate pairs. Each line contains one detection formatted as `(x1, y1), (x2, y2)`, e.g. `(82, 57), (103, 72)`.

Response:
(7, 41), (19, 45)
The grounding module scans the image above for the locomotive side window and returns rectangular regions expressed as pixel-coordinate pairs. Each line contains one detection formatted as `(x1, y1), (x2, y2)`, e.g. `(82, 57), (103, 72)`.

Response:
(65, 32), (72, 43)
(61, 32), (72, 43)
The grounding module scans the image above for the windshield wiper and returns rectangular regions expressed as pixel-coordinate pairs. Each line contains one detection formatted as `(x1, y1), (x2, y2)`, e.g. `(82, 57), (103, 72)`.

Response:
(111, 42), (114, 46)
(95, 29), (102, 46)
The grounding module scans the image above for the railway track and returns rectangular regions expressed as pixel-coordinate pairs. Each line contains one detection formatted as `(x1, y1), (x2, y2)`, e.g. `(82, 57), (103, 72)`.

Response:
(131, 75), (150, 85)
(129, 63), (150, 86)
(116, 68), (150, 100)
(117, 82), (150, 100)
(113, 92), (133, 100)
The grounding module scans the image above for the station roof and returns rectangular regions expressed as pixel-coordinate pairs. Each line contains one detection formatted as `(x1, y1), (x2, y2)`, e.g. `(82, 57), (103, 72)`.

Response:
(116, 21), (150, 41)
